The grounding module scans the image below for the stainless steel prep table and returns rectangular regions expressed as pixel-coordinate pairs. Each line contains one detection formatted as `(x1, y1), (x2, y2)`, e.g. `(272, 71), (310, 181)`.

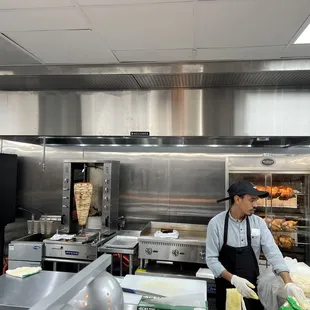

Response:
(29, 254), (112, 310)
(98, 244), (138, 276)
(0, 270), (73, 309)
(27, 254), (207, 310)
(98, 230), (140, 276)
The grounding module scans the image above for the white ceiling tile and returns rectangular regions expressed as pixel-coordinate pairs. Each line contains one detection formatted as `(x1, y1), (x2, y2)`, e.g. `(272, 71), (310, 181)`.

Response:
(77, 0), (190, 5)
(0, 8), (89, 31)
(114, 49), (193, 62)
(195, 0), (310, 48)
(0, 0), (74, 9)
(196, 46), (285, 61)
(282, 45), (310, 58)
(83, 2), (194, 50)
(0, 35), (40, 65)
(5, 30), (118, 64)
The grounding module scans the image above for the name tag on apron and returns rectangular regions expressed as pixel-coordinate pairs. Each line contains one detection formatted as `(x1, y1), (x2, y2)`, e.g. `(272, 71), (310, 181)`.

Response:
(251, 228), (260, 237)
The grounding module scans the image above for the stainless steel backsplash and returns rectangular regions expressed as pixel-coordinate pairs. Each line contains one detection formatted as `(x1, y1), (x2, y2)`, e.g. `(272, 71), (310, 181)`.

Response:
(2, 140), (226, 230)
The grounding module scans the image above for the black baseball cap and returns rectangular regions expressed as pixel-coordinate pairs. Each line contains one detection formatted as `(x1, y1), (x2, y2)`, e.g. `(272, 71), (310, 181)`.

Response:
(217, 180), (269, 203)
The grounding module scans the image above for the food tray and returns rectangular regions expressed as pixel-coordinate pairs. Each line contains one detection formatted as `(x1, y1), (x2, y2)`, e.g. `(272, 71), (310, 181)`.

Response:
(104, 235), (138, 249)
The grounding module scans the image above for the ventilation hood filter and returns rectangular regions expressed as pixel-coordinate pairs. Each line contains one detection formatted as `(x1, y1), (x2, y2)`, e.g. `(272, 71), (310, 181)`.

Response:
(1, 59), (310, 90)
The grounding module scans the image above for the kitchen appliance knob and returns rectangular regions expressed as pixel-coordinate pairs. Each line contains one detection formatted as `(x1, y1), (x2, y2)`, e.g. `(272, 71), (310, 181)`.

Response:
(104, 179), (109, 184)
(199, 251), (206, 260)
(103, 205), (108, 210)
(63, 178), (69, 190)
(145, 248), (153, 255)
(104, 196), (109, 201)
(172, 249), (179, 257)
(104, 188), (109, 193)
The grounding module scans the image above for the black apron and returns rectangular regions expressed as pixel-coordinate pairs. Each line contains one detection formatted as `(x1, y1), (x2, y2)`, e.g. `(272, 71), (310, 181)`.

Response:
(215, 211), (263, 310)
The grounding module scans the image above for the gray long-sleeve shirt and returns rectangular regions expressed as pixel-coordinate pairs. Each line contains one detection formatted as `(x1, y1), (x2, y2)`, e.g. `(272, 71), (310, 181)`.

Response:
(206, 211), (289, 278)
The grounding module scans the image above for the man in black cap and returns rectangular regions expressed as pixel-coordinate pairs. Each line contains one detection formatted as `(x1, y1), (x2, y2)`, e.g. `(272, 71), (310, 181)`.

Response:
(206, 180), (308, 310)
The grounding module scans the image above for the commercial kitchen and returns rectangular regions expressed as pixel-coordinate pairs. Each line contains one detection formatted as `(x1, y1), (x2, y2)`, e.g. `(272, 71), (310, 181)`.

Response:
(1, 1), (310, 310)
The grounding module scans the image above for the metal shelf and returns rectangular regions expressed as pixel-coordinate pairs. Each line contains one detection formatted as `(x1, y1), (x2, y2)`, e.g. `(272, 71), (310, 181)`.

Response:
(271, 230), (310, 236)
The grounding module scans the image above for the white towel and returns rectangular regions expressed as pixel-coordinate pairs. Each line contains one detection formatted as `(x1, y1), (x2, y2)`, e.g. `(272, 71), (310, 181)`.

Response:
(50, 234), (75, 241)
(154, 230), (179, 239)
(6, 267), (42, 278)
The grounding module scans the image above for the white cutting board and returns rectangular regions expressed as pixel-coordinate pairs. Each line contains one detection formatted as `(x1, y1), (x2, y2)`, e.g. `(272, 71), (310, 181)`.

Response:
(121, 275), (206, 297)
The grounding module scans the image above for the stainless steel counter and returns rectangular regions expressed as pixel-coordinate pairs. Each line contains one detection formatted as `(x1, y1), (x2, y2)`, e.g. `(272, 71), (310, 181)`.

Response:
(98, 245), (138, 255)
(98, 230), (140, 276)
(0, 271), (73, 309)
(30, 254), (112, 310)
(99, 244), (138, 276)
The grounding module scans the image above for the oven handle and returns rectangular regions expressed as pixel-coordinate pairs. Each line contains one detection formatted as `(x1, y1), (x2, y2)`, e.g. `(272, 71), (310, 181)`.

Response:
(51, 246), (63, 250)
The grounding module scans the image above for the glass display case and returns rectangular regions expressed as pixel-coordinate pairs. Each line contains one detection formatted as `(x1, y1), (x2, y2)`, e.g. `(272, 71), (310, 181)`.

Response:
(228, 155), (310, 264)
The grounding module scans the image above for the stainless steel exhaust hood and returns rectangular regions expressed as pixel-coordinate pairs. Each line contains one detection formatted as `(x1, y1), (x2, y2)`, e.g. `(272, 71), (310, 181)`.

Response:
(3, 136), (310, 148)
(1, 85), (310, 146)
(1, 59), (310, 91)
(1, 59), (310, 147)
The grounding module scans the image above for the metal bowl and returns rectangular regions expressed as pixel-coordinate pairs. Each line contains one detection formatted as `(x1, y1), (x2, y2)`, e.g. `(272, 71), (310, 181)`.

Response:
(66, 271), (124, 309)
(87, 271), (124, 309)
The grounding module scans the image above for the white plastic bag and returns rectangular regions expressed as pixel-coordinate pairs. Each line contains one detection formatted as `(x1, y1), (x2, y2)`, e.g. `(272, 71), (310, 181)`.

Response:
(257, 257), (310, 310)
(257, 266), (284, 310)
(290, 262), (310, 298)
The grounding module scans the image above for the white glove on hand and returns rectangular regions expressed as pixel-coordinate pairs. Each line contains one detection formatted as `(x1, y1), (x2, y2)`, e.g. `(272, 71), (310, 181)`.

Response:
(231, 275), (258, 300)
(285, 283), (310, 309)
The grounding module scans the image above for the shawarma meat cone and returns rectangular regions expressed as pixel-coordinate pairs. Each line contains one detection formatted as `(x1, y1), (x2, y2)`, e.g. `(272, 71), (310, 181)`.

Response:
(74, 182), (93, 226)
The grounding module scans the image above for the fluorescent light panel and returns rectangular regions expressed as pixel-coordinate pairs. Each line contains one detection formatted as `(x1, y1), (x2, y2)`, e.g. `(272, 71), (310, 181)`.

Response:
(295, 23), (310, 44)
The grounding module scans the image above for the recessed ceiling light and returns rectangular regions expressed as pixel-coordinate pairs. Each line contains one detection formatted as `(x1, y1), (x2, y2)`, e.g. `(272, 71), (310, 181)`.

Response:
(295, 23), (310, 44)
(256, 137), (269, 142)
